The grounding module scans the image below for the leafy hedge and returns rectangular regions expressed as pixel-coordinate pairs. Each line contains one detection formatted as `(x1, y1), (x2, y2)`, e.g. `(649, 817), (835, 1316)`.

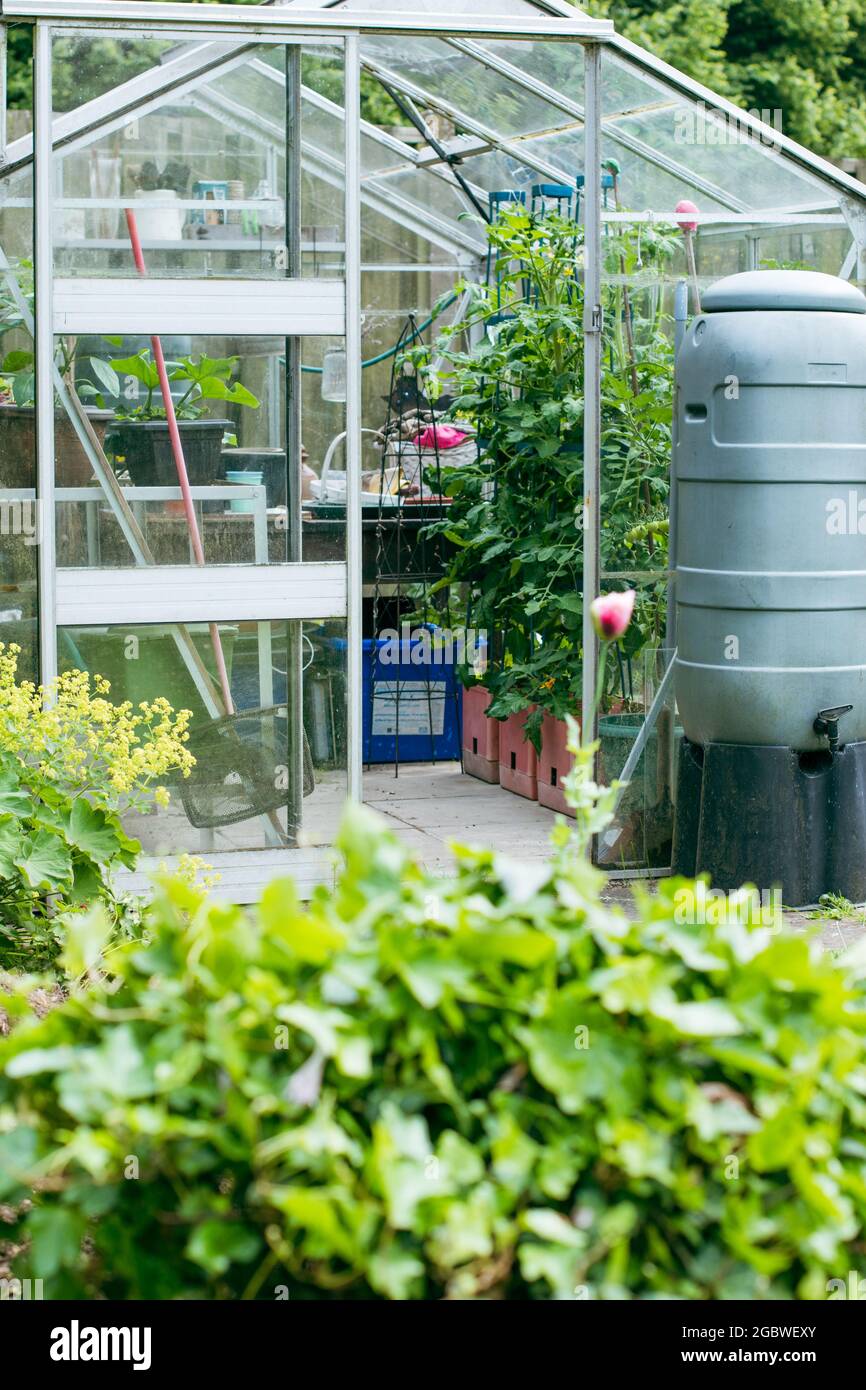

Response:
(2, 798), (866, 1300)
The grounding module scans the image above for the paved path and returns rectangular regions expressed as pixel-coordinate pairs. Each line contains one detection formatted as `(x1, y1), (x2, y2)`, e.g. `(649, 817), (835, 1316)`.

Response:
(364, 761), (866, 948)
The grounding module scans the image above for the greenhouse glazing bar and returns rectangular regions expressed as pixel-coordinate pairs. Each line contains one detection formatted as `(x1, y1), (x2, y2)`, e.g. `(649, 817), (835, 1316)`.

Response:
(33, 20), (55, 687)
(581, 40), (601, 757)
(344, 31), (362, 805)
(1, 2), (614, 41)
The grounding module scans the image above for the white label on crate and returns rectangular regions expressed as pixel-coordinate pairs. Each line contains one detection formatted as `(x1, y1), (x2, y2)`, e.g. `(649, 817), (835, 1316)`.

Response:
(371, 681), (446, 737)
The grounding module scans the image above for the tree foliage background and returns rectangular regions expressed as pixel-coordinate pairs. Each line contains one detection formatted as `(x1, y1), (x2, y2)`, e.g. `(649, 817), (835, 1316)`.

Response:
(588, 0), (866, 160)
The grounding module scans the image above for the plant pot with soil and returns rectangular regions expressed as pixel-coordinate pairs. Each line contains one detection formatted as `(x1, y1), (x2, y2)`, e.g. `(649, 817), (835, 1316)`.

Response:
(107, 416), (232, 487)
(0, 404), (116, 489)
(91, 346), (260, 491)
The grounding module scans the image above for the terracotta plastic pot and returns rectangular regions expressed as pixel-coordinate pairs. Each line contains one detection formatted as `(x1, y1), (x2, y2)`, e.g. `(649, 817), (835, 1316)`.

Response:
(537, 711), (578, 817)
(499, 706), (538, 800)
(462, 685), (500, 784)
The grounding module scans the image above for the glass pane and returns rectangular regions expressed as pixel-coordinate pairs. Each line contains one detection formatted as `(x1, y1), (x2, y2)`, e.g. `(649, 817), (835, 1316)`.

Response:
(367, 167), (483, 246)
(602, 50), (839, 214)
(0, 156), (38, 684)
(473, 37), (586, 113)
(359, 35), (568, 140)
(51, 33), (344, 278)
(596, 645), (680, 872)
(52, 31), (180, 111)
(58, 618), (347, 855)
(53, 334), (346, 566)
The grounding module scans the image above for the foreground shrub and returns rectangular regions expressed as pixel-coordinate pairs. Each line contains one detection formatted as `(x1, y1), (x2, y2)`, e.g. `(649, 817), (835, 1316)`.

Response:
(2, 800), (866, 1300)
(0, 643), (193, 971)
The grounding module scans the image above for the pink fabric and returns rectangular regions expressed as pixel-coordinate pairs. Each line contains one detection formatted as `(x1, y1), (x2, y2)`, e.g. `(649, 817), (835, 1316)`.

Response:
(412, 424), (468, 450)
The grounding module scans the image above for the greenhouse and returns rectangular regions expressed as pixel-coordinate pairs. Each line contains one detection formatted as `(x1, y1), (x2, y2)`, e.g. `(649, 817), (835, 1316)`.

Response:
(1, 0), (866, 902)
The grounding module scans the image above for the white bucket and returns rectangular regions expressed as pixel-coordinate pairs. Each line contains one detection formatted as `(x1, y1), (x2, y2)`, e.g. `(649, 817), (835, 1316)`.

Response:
(133, 189), (185, 243)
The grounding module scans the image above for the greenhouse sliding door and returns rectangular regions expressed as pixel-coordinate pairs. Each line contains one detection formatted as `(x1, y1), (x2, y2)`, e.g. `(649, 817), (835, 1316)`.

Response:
(20, 21), (361, 898)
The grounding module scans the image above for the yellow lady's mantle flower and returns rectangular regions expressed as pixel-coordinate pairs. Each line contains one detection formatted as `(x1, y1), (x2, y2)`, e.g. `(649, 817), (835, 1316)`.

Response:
(0, 642), (195, 813)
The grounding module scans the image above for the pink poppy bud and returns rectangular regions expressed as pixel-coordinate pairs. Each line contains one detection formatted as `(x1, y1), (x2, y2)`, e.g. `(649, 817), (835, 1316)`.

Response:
(675, 199), (699, 232)
(590, 590), (636, 641)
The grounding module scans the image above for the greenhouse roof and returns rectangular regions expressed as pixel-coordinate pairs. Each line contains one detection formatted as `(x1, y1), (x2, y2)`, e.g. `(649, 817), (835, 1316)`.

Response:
(4, 0), (866, 271)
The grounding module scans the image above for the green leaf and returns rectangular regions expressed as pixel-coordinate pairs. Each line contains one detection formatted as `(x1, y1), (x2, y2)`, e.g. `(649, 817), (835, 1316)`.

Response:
(186, 1220), (262, 1277)
(62, 798), (125, 864)
(58, 904), (112, 977)
(110, 352), (159, 388)
(368, 1242), (426, 1299)
(11, 371), (34, 406)
(652, 998), (743, 1037)
(0, 1127), (40, 1201)
(88, 356), (120, 397)
(224, 381), (260, 409)
(14, 830), (73, 890)
(1, 348), (33, 372)
(6, 1045), (79, 1078)
(0, 816), (23, 876)
(519, 993), (645, 1117)
(27, 1207), (86, 1279)
(260, 878), (346, 963)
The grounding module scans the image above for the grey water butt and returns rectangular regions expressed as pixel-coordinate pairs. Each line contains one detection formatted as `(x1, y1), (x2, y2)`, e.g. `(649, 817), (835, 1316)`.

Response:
(671, 268), (866, 904)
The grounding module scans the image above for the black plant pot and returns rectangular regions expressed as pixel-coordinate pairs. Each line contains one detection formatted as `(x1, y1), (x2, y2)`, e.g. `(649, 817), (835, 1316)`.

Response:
(107, 418), (232, 489)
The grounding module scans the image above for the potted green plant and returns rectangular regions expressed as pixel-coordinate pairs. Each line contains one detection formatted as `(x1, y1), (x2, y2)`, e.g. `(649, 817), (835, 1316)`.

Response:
(86, 348), (260, 487)
(411, 205), (676, 803)
(0, 262), (114, 488)
(0, 353), (116, 489)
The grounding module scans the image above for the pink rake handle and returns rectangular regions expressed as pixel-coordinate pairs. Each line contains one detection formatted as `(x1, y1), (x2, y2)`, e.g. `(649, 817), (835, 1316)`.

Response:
(124, 208), (234, 715)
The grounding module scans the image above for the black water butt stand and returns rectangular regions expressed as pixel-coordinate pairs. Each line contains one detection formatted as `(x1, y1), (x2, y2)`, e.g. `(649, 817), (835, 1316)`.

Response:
(672, 710), (866, 905)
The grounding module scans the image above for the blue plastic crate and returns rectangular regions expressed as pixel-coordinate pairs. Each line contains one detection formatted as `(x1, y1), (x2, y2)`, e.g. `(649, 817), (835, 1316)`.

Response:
(363, 632), (462, 764)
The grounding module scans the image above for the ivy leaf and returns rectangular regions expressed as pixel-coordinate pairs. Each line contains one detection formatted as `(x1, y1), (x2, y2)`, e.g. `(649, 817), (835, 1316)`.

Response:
(27, 1207), (86, 1279)
(368, 1242), (426, 1299)
(186, 1220), (262, 1277)
(58, 905), (112, 978)
(260, 878), (345, 963)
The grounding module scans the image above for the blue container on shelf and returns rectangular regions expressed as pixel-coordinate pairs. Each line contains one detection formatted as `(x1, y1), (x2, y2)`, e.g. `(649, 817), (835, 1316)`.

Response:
(363, 629), (462, 764)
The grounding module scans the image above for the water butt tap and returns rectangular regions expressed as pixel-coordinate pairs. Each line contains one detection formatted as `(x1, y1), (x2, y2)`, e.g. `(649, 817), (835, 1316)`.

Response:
(814, 704), (853, 754)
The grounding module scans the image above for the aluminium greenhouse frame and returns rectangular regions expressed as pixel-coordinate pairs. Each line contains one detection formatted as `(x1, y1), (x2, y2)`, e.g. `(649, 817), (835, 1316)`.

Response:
(3, 0), (866, 896)
(0, 0), (609, 898)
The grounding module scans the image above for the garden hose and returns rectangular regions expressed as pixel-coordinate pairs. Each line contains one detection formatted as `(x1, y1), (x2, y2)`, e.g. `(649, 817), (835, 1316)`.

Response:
(298, 292), (458, 374)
